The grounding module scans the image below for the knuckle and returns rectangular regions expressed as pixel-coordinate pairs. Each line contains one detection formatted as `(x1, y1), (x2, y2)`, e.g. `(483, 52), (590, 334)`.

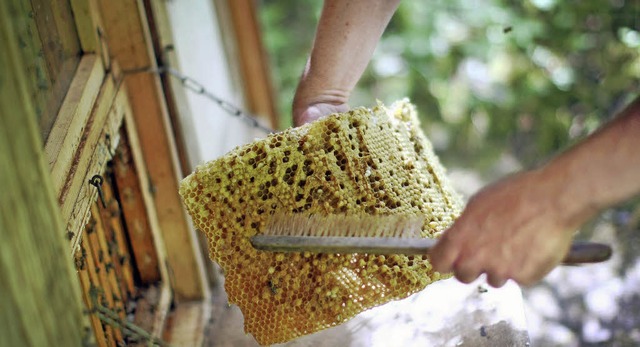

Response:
(454, 259), (481, 284)
(487, 273), (507, 288)
(455, 272), (477, 284)
(428, 252), (452, 273)
(492, 266), (510, 280)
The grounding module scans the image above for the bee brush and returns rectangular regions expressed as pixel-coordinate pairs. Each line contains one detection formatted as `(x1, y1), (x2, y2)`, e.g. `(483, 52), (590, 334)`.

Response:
(250, 213), (612, 265)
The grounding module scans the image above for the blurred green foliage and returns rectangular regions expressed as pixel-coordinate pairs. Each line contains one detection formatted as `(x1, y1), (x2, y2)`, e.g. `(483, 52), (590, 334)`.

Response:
(258, 0), (639, 174)
(257, 3), (639, 345)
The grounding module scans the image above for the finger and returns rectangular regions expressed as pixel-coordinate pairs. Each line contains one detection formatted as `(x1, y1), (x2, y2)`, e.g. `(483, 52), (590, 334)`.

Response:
(514, 252), (559, 287)
(428, 229), (461, 273)
(454, 266), (482, 284)
(484, 247), (513, 288)
(453, 256), (483, 284)
(486, 271), (509, 288)
(515, 237), (570, 286)
(294, 108), (323, 126)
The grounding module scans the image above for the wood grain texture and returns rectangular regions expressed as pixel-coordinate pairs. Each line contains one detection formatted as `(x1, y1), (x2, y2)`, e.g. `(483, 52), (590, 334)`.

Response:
(98, 173), (137, 295)
(0, 0), (86, 344)
(119, 89), (173, 340)
(28, 0), (81, 139)
(98, 0), (208, 301)
(82, 235), (113, 347)
(162, 301), (209, 347)
(225, 0), (278, 129)
(86, 208), (122, 346)
(112, 126), (161, 284)
(145, 0), (223, 290)
(92, 199), (129, 306)
(30, 0), (81, 82)
(70, 0), (102, 54)
(46, 54), (105, 197)
(57, 73), (121, 253)
(12, 0), (50, 130)
(76, 241), (108, 347)
(144, 0), (195, 177)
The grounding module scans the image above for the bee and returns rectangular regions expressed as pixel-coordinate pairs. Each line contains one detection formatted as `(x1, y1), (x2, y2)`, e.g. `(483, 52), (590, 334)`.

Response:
(267, 280), (278, 295)
(74, 252), (86, 271)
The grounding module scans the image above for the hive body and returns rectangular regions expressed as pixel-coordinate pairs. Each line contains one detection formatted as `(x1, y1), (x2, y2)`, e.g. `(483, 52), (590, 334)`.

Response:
(179, 100), (463, 345)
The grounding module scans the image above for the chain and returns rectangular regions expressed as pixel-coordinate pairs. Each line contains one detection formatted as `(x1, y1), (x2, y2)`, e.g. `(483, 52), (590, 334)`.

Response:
(124, 66), (276, 134)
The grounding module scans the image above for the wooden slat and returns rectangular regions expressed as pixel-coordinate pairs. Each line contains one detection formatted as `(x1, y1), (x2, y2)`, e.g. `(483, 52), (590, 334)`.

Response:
(69, 0), (111, 70)
(12, 0), (52, 136)
(58, 74), (122, 253)
(70, 0), (103, 54)
(88, 206), (123, 346)
(162, 301), (210, 347)
(144, 0), (196, 177)
(115, 83), (168, 276)
(112, 126), (161, 284)
(144, 0), (222, 290)
(224, 0), (279, 128)
(99, 175), (137, 296)
(119, 87), (173, 339)
(30, 0), (81, 83)
(45, 54), (105, 197)
(78, 236), (109, 347)
(92, 200), (130, 313)
(83, 229), (118, 347)
(22, 0), (81, 139)
(153, 280), (173, 338)
(0, 0), (86, 345)
(98, 0), (208, 301)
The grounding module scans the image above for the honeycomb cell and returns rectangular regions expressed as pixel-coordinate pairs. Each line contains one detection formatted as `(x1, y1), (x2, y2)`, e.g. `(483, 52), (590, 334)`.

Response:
(179, 99), (463, 345)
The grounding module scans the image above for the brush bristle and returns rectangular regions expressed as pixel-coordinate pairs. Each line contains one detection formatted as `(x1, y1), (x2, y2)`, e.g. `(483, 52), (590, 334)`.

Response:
(264, 213), (424, 239)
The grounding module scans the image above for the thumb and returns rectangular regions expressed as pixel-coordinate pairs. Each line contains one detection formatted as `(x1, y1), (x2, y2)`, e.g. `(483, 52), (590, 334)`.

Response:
(294, 106), (326, 126)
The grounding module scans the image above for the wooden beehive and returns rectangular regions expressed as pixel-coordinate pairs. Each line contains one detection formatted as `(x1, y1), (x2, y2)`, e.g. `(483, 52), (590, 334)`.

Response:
(73, 125), (169, 346)
(43, 61), (182, 345)
(1, 0), (208, 345)
(1, 0), (276, 345)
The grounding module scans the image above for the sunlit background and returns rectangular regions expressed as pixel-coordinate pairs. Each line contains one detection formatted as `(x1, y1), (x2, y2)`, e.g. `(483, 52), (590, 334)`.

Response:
(259, 1), (640, 345)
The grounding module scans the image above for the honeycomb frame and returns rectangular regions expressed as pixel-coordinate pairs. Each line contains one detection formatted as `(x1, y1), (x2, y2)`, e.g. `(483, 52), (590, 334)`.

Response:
(179, 99), (463, 345)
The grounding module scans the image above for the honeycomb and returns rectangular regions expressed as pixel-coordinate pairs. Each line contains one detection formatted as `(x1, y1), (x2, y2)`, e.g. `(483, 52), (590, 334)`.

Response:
(179, 99), (463, 345)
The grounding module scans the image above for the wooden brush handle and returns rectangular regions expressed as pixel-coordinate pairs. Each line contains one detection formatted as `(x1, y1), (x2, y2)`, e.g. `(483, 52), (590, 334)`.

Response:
(251, 236), (437, 255)
(562, 241), (612, 265)
(250, 236), (612, 265)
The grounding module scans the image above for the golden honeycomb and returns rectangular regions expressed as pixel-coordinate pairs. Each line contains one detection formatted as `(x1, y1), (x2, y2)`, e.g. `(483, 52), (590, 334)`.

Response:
(179, 99), (463, 345)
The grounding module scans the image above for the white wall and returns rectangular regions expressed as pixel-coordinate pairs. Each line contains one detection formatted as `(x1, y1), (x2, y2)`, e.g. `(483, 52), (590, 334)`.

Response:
(165, 0), (262, 167)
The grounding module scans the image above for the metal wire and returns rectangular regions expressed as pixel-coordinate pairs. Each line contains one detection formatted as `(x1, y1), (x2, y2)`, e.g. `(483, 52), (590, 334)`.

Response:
(88, 285), (173, 347)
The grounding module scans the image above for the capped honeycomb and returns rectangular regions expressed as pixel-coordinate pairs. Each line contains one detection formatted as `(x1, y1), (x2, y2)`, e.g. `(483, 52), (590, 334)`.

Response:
(179, 99), (463, 345)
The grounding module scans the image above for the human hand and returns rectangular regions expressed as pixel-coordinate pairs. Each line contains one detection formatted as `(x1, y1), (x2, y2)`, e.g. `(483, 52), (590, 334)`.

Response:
(428, 169), (577, 288)
(292, 101), (349, 127)
(290, 0), (400, 126)
(292, 72), (350, 126)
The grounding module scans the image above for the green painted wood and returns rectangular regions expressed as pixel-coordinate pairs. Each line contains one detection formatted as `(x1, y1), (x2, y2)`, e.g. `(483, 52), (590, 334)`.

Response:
(0, 0), (86, 345)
